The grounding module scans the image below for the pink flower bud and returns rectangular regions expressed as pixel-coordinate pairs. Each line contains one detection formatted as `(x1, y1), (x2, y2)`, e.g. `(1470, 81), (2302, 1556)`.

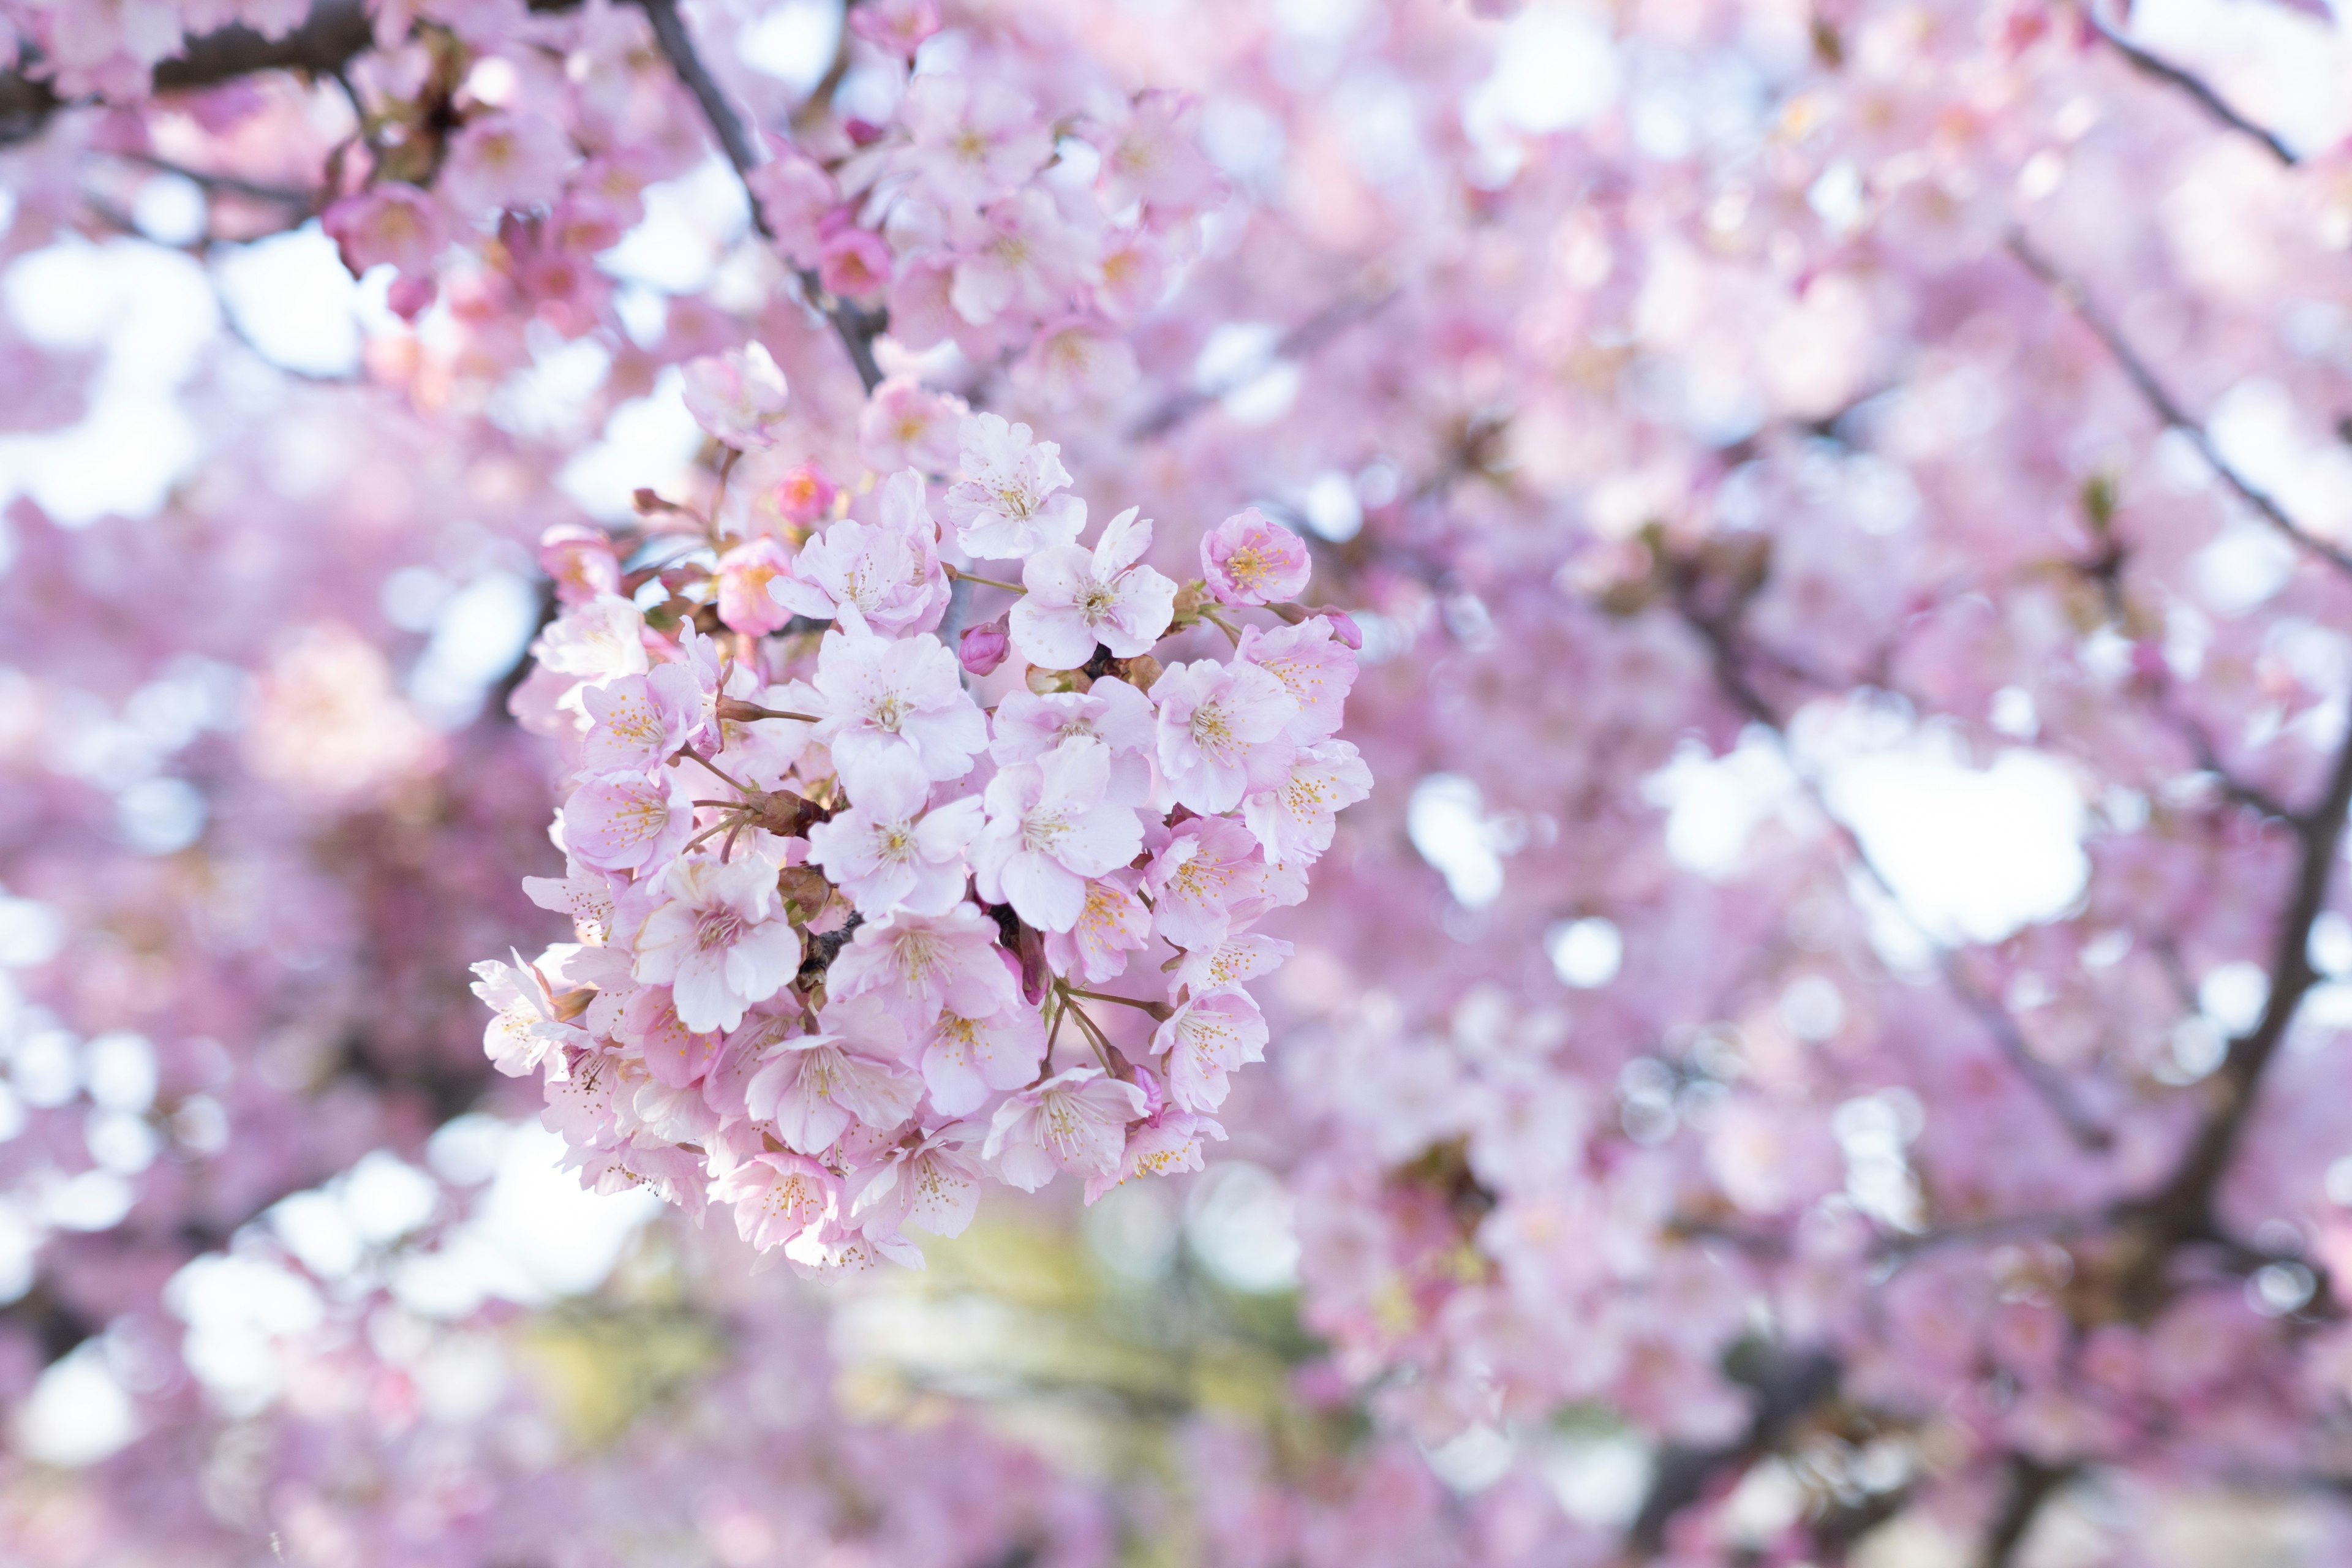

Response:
(774, 462), (837, 526)
(1200, 507), (1313, 606)
(820, 227), (894, 301)
(960, 615), (1012, 676)
(1316, 606), (1364, 650)
(386, 273), (439, 322)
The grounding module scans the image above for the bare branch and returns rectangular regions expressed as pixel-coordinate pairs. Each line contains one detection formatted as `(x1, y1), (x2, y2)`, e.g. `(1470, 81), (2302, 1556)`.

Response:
(1975, 1455), (2075, 1568)
(0, 0), (373, 146)
(2141, 708), (2352, 1243)
(2008, 232), (2352, 580)
(2089, 10), (2299, 167)
(632, 0), (885, 394)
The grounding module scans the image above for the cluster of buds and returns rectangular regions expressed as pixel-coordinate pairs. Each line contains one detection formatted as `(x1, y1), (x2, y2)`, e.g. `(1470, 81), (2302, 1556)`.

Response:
(475, 352), (1368, 1272)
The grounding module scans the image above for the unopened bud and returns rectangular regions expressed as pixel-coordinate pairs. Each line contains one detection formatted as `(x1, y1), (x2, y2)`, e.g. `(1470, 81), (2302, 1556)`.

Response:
(960, 615), (1011, 676)
(386, 272), (437, 322)
(1104, 653), (1163, 692)
(1168, 579), (1209, 628)
(1315, 606), (1365, 650)
(1025, 665), (1092, 695)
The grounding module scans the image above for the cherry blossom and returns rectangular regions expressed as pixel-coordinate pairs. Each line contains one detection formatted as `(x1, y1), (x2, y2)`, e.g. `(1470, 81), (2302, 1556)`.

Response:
(1010, 507), (1180, 669)
(632, 853), (802, 1035)
(1151, 658), (1300, 815)
(804, 757), (983, 917)
(942, 412), (1088, 559)
(1199, 508), (1314, 608)
(972, 740), (1147, 933)
(983, 1067), (1151, 1192)
(680, 343), (791, 451)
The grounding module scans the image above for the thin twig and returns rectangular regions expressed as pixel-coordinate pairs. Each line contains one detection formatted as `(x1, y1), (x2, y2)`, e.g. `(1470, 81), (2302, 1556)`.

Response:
(631, 0), (886, 394)
(2089, 10), (2298, 167)
(1676, 594), (2113, 1148)
(2008, 232), (2352, 580)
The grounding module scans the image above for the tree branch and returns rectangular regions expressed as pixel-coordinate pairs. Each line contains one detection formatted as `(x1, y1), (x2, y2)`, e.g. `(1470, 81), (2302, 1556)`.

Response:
(2140, 706), (2352, 1243)
(2089, 10), (2299, 167)
(1975, 1455), (2074, 1568)
(0, 0), (374, 146)
(632, 0), (885, 394)
(2008, 232), (2352, 580)
(1675, 588), (2113, 1148)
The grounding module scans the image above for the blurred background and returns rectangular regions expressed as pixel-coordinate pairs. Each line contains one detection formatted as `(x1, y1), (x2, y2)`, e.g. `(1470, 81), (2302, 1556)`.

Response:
(6, 0), (2352, 1563)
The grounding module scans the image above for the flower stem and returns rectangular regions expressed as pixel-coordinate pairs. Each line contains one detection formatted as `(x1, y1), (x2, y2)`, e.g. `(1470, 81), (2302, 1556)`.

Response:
(948, 564), (1027, 594)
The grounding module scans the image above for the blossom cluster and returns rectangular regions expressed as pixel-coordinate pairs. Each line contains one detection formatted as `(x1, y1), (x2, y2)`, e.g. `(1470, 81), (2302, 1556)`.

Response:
(477, 369), (1366, 1271)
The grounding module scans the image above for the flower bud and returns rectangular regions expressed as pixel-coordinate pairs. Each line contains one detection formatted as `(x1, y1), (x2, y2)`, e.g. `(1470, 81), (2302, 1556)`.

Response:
(959, 615), (1012, 676)
(774, 462), (839, 526)
(1315, 607), (1365, 650)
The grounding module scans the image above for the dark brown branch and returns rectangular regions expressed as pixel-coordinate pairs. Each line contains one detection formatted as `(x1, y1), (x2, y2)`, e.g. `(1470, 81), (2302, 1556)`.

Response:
(1627, 1346), (1839, 1554)
(2089, 11), (2299, 167)
(631, 0), (885, 394)
(1975, 1455), (2074, 1568)
(0, 0), (373, 146)
(2008, 232), (2352, 580)
(2139, 707), (2352, 1244)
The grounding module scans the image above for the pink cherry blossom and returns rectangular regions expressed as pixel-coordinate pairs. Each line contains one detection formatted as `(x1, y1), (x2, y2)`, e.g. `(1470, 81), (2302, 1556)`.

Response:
(470, 953), (586, 1078)
(560, 767), (695, 872)
(1086, 89), (1225, 214)
(918, 1001), (1047, 1117)
(1235, 617), (1359, 743)
(1085, 1098), (1226, 1204)
(742, 1006), (922, 1155)
(440, 110), (575, 216)
(1042, 869), (1154, 986)
(807, 611), (987, 797)
(715, 1151), (840, 1253)
(1144, 815), (1290, 952)
(805, 756), (983, 917)
(973, 741), (1147, 933)
(1151, 658), (1298, 815)
(682, 343), (791, 451)
(1011, 507), (1179, 669)
(848, 0), (941, 61)
(982, 1066), (1148, 1192)
(860, 375), (969, 476)
(1200, 508), (1314, 607)
(632, 853), (802, 1034)
(898, 72), (1052, 207)
(772, 461), (839, 526)
(714, 537), (796, 636)
(770, 470), (949, 634)
(943, 413), (1088, 559)
(990, 680), (1158, 805)
(322, 184), (443, 277)
(578, 666), (700, 776)
(851, 1125), (982, 1264)
(1151, 989), (1268, 1112)
(827, 903), (1017, 1028)
(1243, 740), (1373, 864)
(538, 522), (620, 605)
